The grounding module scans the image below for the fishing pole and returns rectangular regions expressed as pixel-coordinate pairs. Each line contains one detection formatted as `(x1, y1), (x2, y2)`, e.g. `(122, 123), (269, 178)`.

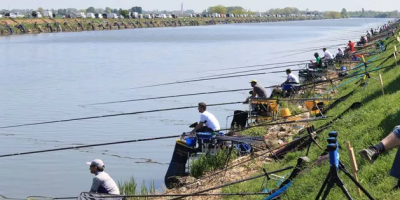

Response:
(0, 115), (330, 158)
(197, 62), (309, 79)
(208, 59), (311, 72)
(0, 135), (181, 158)
(130, 45), (391, 90)
(92, 54), (390, 107)
(131, 42), (381, 90)
(169, 166), (294, 200)
(51, 192), (272, 199)
(0, 101), (243, 129)
(198, 62), (308, 79)
(127, 71), (275, 90)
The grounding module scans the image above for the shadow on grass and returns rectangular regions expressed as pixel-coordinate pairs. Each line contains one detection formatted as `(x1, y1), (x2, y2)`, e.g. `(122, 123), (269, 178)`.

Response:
(378, 111), (400, 138)
(361, 63), (400, 105)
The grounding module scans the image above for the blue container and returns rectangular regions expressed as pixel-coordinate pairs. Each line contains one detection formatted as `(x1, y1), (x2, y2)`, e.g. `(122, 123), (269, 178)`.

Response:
(283, 84), (293, 90)
(340, 66), (347, 71)
(185, 137), (197, 147)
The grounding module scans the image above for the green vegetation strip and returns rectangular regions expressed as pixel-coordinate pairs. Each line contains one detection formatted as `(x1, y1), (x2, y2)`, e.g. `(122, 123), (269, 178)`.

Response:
(222, 29), (400, 199)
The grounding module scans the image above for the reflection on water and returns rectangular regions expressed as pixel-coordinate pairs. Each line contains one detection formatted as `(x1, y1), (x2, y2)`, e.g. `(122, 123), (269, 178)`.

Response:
(0, 18), (391, 198)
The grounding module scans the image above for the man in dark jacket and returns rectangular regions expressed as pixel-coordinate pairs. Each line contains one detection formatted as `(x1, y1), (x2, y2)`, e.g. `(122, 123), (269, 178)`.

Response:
(359, 126), (400, 190)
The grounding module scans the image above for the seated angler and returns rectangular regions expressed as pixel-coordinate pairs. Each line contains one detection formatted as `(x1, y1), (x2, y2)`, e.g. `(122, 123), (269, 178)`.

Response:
(191, 102), (221, 134)
(244, 80), (268, 104)
(336, 47), (345, 59)
(270, 69), (299, 98)
(322, 48), (334, 66)
(87, 159), (120, 195)
(309, 52), (323, 69)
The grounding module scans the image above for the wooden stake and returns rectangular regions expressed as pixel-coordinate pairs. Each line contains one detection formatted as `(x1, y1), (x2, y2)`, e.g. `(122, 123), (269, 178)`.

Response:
(395, 52), (398, 67)
(347, 142), (362, 197)
(379, 72), (385, 95)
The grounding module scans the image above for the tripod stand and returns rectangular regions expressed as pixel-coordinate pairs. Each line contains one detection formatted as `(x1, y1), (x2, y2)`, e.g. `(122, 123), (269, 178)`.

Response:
(315, 131), (375, 200)
(305, 125), (323, 156)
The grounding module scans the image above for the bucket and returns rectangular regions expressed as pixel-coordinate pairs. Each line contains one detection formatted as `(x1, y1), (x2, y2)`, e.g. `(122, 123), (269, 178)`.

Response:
(185, 137), (197, 147)
(304, 101), (316, 111)
(280, 108), (291, 118)
(269, 102), (279, 112)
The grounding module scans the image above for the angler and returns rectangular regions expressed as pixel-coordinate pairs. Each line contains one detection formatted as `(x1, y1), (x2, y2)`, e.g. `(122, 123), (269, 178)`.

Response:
(270, 69), (300, 98)
(87, 159), (120, 195)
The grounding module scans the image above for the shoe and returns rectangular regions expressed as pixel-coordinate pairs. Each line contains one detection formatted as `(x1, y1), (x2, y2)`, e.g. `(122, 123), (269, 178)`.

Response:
(359, 147), (379, 164)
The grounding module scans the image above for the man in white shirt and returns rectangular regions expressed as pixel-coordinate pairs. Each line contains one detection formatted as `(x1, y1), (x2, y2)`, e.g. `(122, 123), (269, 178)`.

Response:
(87, 159), (120, 195)
(270, 69), (300, 98)
(191, 102), (220, 133)
(322, 48), (334, 60)
(284, 69), (299, 84)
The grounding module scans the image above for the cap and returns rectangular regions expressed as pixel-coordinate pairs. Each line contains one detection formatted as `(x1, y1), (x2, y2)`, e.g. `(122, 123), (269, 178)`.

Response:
(86, 159), (105, 167)
(250, 79), (257, 83)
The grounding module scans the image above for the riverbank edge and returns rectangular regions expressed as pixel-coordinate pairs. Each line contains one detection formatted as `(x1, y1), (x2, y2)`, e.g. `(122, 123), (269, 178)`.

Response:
(0, 17), (324, 37)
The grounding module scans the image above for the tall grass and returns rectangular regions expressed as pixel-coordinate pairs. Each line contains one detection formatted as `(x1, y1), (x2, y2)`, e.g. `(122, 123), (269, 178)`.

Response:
(118, 176), (156, 199)
(190, 149), (238, 178)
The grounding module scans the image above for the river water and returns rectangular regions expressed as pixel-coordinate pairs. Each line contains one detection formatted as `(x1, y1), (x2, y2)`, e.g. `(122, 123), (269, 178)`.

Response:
(0, 18), (391, 198)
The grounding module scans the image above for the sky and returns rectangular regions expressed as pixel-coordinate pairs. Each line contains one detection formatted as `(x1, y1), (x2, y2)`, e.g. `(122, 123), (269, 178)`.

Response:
(0, 0), (397, 12)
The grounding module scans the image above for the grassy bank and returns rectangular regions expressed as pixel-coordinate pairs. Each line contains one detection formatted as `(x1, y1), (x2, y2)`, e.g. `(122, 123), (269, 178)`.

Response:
(222, 30), (400, 199)
(0, 17), (322, 36)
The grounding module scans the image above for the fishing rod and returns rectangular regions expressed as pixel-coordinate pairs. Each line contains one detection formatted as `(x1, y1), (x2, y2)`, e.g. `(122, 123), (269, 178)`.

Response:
(0, 115), (330, 158)
(46, 167), (293, 200)
(131, 46), (390, 90)
(0, 135), (181, 158)
(47, 192), (272, 199)
(0, 101), (243, 129)
(199, 62), (308, 78)
(131, 40), (383, 90)
(127, 71), (281, 90)
(271, 43), (346, 54)
(169, 166), (294, 200)
(93, 54), (389, 107)
(197, 62), (309, 79)
(86, 82), (334, 105)
(209, 59), (311, 72)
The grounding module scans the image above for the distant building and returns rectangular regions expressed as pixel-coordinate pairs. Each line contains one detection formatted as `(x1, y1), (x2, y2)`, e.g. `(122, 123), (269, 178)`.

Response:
(43, 10), (53, 18)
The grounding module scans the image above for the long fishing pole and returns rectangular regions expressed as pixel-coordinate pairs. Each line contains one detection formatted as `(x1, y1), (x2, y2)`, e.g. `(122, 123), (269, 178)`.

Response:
(51, 192), (273, 199)
(51, 167), (293, 199)
(130, 43), (390, 90)
(0, 101), (243, 129)
(0, 116), (329, 158)
(127, 71), (276, 90)
(197, 62), (309, 79)
(199, 62), (308, 78)
(169, 166), (294, 200)
(205, 59), (310, 72)
(0, 135), (181, 158)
